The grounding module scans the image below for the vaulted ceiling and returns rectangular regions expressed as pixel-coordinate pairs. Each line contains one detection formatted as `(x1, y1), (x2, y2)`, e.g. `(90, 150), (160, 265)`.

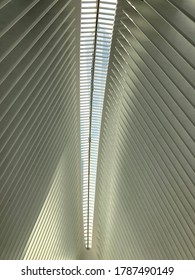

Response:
(0, 0), (194, 260)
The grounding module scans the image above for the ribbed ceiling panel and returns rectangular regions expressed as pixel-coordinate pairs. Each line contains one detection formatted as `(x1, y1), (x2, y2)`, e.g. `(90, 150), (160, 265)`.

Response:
(0, 0), (83, 259)
(93, 0), (195, 259)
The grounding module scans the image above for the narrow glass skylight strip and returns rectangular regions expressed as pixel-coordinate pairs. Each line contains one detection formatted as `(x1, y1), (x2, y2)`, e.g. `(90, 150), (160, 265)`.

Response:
(89, 0), (117, 247)
(80, 0), (97, 249)
(80, 0), (117, 249)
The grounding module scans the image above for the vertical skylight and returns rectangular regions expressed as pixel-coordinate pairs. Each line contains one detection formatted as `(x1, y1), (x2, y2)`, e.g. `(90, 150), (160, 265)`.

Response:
(80, 0), (117, 249)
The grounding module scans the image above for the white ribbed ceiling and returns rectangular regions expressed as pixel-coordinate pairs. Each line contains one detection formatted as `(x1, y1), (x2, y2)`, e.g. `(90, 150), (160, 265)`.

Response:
(0, 0), (194, 260)
(0, 0), (83, 260)
(92, 0), (195, 259)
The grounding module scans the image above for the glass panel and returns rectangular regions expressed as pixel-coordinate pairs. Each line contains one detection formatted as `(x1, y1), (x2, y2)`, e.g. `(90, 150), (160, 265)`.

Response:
(80, 0), (117, 249)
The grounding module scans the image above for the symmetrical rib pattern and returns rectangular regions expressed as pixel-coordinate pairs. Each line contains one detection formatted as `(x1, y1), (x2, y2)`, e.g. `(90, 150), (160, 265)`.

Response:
(0, 0), (83, 259)
(93, 0), (195, 259)
(0, 0), (194, 260)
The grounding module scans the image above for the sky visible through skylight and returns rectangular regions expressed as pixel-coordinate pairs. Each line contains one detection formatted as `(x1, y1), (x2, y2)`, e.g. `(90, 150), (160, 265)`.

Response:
(80, 0), (117, 249)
